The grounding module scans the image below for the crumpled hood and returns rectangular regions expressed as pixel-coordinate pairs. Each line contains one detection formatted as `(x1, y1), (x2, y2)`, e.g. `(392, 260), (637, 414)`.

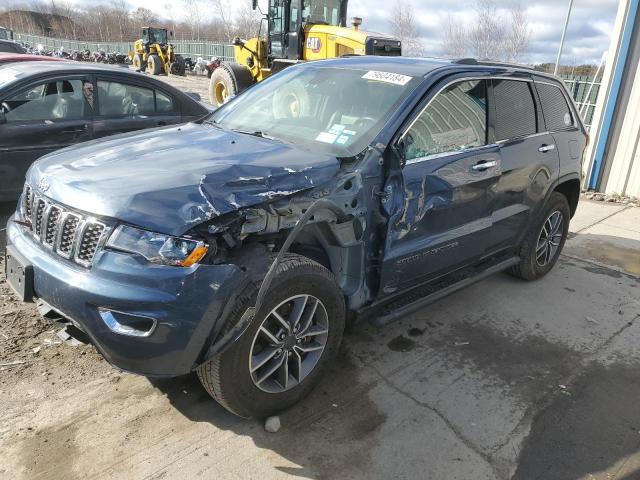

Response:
(28, 123), (340, 236)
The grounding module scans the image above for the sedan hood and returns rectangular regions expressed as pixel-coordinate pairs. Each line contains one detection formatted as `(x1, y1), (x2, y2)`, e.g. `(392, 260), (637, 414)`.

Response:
(28, 123), (340, 236)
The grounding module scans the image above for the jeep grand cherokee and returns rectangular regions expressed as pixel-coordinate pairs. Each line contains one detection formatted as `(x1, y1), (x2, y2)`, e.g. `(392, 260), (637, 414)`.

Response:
(5, 56), (587, 418)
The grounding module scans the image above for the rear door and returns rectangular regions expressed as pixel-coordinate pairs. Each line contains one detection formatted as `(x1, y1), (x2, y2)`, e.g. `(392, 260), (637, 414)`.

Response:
(380, 77), (503, 290)
(489, 77), (560, 248)
(0, 75), (93, 200)
(93, 77), (182, 139)
(534, 78), (585, 180)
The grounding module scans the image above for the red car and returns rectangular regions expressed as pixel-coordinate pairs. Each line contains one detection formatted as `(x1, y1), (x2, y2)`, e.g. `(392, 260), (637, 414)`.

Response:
(0, 53), (68, 65)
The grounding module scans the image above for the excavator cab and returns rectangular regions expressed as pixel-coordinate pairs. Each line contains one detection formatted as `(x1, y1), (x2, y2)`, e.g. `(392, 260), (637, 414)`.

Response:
(142, 28), (168, 46)
(209, 0), (402, 106)
(267, 0), (349, 61)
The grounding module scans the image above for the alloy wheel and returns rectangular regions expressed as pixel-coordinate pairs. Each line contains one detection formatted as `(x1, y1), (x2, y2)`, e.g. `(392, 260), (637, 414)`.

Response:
(249, 295), (329, 394)
(536, 211), (564, 267)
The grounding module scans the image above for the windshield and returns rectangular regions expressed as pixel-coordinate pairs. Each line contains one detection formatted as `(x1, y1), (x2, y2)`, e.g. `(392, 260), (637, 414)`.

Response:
(302, 0), (345, 26)
(209, 66), (419, 157)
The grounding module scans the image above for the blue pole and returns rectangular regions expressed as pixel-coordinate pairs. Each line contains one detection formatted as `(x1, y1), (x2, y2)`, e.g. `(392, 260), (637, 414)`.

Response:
(588, 0), (640, 190)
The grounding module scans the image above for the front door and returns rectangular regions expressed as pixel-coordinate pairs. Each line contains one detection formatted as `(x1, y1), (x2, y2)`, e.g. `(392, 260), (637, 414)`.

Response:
(380, 78), (502, 291)
(268, 0), (287, 58)
(0, 76), (93, 200)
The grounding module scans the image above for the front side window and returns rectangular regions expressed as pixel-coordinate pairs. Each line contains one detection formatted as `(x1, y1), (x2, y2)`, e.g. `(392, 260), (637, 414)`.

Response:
(97, 80), (156, 117)
(493, 79), (537, 140)
(2, 79), (90, 122)
(403, 80), (488, 161)
(210, 66), (419, 157)
(536, 82), (573, 131)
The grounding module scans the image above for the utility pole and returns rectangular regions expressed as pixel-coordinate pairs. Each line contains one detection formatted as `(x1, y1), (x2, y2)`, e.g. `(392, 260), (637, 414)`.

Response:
(554, 0), (574, 75)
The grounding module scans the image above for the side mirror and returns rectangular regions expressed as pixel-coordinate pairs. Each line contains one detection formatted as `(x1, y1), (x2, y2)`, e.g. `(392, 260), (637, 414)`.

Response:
(0, 110), (6, 125)
(252, 0), (258, 10)
(169, 30), (174, 37)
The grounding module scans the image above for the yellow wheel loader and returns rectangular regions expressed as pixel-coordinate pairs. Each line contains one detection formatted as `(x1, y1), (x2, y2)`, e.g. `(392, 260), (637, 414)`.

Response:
(132, 27), (186, 76)
(209, 0), (402, 106)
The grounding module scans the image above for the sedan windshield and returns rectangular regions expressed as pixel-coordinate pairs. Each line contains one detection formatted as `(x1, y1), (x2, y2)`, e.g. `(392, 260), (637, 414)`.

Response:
(209, 66), (420, 157)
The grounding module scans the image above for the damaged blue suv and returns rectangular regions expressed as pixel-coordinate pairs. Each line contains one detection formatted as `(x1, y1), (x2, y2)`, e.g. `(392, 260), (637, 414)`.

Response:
(5, 57), (587, 418)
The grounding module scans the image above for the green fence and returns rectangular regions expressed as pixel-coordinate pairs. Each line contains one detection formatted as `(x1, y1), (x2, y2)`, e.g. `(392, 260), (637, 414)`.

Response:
(13, 32), (235, 62)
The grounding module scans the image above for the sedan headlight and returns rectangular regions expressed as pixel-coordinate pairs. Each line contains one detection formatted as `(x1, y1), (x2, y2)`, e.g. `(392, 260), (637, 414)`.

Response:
(106, 225), (208, 267)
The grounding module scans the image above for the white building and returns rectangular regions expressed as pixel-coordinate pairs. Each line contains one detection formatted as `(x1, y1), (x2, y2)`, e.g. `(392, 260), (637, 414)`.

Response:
(583, 0), (640, 198)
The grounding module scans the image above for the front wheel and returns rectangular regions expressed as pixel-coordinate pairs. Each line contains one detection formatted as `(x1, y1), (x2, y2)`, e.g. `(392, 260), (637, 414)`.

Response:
(197, 254), (346, 418)
(510, 192), (570, 280)
(146, 54), (161, 75)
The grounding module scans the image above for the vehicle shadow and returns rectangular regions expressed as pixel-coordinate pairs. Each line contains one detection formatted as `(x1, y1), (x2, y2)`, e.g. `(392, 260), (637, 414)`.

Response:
(148, 338), (388, 479)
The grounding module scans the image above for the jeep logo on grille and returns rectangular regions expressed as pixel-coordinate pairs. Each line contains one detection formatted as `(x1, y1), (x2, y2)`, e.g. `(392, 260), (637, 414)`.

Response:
(37, 177), (50, 192)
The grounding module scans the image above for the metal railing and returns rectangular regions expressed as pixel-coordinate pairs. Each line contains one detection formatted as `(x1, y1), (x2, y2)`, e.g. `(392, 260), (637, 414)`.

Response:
(562, 75), (602, 129)
(12, 32), (236, 62)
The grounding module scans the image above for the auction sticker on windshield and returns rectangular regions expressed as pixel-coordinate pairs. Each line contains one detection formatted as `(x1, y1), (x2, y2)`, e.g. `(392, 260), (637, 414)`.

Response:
(362, 71), (413, 86)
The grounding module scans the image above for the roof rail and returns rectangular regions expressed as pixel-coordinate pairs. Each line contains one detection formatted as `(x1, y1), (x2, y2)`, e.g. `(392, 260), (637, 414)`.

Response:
(454, 58), (535, 70)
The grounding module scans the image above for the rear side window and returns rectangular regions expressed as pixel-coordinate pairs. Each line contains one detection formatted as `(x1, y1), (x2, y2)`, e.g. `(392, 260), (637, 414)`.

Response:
(493, 79), (537, 140)
(97, 81), (176, 117)
(403, 79), (488, 160)
(98, 81), (155, 116)
(536, 83), (573, 131)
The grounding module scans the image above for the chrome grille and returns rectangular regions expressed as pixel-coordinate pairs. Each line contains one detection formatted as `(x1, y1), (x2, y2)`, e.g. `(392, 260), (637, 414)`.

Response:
(33, 198), (46, 238)
(20, 184), (108, 268)
(43, 205), (61, 247)
(57, 214), (81, 258)
(76, 223), (105, 266)
(22, 185), (33, 219)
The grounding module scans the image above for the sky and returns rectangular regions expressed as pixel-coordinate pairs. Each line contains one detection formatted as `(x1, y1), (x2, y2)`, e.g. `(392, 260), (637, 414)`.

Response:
(59, 0), (620, 65)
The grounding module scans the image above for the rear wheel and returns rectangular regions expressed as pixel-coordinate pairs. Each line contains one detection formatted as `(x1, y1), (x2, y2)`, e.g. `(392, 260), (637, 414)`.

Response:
(510, 192), (570, 280)
(132, 54), (143, 71)
(208, 63), (254, 106)
(146, 54), (161, 75)
(170, 55), (186, 75)
(197, 254), (346, 418)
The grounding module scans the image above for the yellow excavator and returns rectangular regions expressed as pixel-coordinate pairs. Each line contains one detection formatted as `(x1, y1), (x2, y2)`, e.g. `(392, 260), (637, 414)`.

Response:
(209, 0), (402, 106)
(132, 27), (186, 76)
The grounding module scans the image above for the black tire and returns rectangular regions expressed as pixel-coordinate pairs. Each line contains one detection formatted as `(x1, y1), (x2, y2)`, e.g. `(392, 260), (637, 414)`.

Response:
(197, 254), (346, 418)
(132, 53), (144, 71)
(146, 54), (161, 75)
(170, 55), (186, 75)
(208, 63), (254, 106)
(509, 192), (570, 281)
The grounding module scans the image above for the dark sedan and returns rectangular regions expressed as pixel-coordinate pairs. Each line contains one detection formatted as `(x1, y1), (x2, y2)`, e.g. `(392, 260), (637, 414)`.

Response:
(0, 61), (209, 201)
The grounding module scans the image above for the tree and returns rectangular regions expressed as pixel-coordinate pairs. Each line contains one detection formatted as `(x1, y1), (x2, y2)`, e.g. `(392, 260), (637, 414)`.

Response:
(234, 3), (262, 40)
(389, 0), (423, 57)
(503, 4), (531, 62)
(443, 14), (466, 59)
(441, 1), (531, 63)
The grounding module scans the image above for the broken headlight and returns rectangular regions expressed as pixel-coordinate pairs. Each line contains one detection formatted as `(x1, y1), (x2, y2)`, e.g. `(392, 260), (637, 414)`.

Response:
(106, 225), (208, 267)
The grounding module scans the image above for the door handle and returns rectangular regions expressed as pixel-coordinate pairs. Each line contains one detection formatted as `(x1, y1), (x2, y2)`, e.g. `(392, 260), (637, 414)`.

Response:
(539, 144), (556, 153)
(61, 124), (88, 134)
(472, 160), (498, 171)
(157, 120), (167, 126)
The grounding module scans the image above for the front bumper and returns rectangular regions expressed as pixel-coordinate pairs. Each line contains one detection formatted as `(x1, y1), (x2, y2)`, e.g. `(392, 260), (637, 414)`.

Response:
(6, 217), (247, 376)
